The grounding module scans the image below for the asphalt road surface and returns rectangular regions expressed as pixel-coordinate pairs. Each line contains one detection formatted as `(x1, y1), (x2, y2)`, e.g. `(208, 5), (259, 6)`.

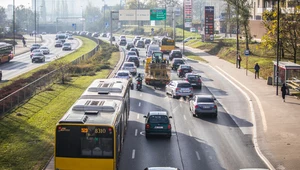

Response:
(118, 41), (268, 170)
(0, 34), (82, 80)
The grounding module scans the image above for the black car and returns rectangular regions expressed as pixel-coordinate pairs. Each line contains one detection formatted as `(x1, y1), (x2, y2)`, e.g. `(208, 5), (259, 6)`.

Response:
(126, 56), (140, 68)
(119, 39), (127, 46)
(171, 58), (185, 70)
(144, 111), (172, 139)
(185, 73), (202, 89)
(129, 48), (139, 57)
(30, 44), (41, 52)
(169, 50), (182, 61)
(126, 42), (135, 50)
(177, 65), (192, 77)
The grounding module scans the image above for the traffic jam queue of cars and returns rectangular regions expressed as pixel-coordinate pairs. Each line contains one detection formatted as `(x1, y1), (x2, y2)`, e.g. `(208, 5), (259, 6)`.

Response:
(115, 35), (218, 122)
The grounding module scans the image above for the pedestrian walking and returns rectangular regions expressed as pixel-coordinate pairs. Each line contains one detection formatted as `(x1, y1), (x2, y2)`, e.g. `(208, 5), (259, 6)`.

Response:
(281, 83), (288, 102)
(22, 37), (26, 47)
(237, 55), (242, 69)
(254, 63), (260, 79)
(0, 70), (2, 81)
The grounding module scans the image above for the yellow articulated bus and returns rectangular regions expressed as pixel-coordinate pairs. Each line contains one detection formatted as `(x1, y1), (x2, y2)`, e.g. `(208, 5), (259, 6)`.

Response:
(159, 37), (175, 54)
(55, 78), (131, 170)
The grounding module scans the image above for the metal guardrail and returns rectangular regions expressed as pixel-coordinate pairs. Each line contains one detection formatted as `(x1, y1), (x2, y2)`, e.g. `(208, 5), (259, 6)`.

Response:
(0, 36), (100, 116)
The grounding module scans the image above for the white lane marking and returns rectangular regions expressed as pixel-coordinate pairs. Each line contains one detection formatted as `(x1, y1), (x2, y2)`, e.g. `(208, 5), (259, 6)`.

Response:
(137, 114), (140, 119)
(215, 66), (267, 132)
(188, 130), (192, 137)
(211, 66), (275, 170)
(195, 151), (201, 160)
(132, 149), (135, 159)
(139, 102), (141, 107)
(135, 129), (138, 136)
(183, 114), (187, 120)
(140, 93), (142, 97)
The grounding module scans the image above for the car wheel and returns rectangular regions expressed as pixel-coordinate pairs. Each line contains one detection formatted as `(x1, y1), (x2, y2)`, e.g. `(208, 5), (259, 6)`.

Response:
(145, 133), (149, 139)
(32, 60), (34, 63)
(171, 91), (176, 98)
(166, 134), (171, 139)
(213, 113), (218, 118)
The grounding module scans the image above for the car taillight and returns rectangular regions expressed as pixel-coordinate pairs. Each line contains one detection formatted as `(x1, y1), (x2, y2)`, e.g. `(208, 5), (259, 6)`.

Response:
(198, 79), (202, 83)
(214, 105), (217, 108)
(137, 81), (141, 84)
(168, 124), (171, 129)
(178, 69), (182, 72)
(195, 105), (199, 109)
(146, 124), (150, 129)
(189, 87), (193, 91)
(175, 88), (179, 91)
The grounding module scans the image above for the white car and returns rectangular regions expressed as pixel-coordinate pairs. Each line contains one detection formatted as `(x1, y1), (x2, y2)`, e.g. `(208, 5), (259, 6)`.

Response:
(114, 70), (132, 80)
(121, 62), (137, 76)
(39, 46), (50, 54)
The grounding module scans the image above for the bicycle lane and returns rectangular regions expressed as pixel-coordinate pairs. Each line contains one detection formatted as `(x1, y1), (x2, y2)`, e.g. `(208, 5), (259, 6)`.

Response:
(179, 44), (300, 170)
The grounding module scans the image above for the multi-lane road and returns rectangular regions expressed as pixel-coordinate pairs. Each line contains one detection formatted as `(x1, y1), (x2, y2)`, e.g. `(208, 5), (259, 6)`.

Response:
(43, 37), (270, 170)
(118, 42), (269, 170)
(0, 35), (82, 80)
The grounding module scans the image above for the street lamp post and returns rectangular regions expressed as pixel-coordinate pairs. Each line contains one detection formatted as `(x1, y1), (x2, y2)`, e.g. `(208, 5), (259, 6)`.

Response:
(38, 5), (43, 35)
(236, 0), (239, 68)
(182, 2), (185, 54)
(81, 6), (84, 31)
(276, 0), (280, 95)
(34, 0), (37, 43)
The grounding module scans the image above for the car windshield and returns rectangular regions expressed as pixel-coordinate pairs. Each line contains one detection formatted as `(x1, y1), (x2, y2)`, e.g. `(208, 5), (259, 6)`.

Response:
(173, 51), (181, 54)
(117, 72), (129, 76)
(197, 97), (214, 103)
(32, 50), (41, 52)
(149, 115), (169, 124)
(33, 53), (43, 56)
(177, 83), (192, 88)
(40, 47), (47, 49)
(128, 57), (138, 61)
(32, 44), (40, 47)
(64, 43), (71, 46)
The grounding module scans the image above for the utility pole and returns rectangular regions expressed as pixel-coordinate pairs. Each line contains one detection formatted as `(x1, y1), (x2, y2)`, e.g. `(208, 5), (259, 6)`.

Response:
(172, 7), (175, 40)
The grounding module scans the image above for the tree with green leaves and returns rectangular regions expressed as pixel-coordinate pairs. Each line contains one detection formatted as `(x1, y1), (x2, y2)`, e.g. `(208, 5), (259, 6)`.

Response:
(0, 7), (7, 33)
(261, 5), (300, 63)
(224, 0), (252, 50)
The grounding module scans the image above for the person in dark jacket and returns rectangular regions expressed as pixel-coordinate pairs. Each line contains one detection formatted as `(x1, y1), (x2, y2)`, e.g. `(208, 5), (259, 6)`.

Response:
(0, 70), (2, 81)
(237, 55), (242, 69)
(281, 83), (287, 102)
(254, 63), (260, 79)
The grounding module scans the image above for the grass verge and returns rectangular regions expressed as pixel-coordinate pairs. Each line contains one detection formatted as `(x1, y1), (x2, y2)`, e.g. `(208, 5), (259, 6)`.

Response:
(0, 46), (120, 170)
(184, 52), (208, 63)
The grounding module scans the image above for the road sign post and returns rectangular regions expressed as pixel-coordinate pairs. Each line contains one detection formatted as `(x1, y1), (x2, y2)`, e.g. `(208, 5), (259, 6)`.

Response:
(245, 49), (250, 75)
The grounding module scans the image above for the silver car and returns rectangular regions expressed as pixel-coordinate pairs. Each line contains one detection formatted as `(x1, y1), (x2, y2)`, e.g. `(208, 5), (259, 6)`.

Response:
(114, 70), (132, 80)
(189, 94), (218, 118)
(166, 80), (193, 98)
(121, 62), (137, 76)
(39, 46), (50, 54)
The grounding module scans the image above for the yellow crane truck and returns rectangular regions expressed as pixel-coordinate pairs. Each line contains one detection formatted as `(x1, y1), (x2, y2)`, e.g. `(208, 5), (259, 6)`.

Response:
(144, 51), (171, 86)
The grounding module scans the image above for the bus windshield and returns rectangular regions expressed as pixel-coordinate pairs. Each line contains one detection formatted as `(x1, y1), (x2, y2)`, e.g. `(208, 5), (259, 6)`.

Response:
(56, 125), (114, 158)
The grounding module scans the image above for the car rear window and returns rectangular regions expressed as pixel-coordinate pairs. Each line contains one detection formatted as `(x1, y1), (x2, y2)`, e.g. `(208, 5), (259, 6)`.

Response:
(174, 60), (184, 64)
(197, 97), (214, 102)
(124, 63), (134, 67)
(177, 83), (192, 88)
(181, 66), (191, 69)
(149, 115), (169, 124)
(128, 52), (136, 55)
(117, 72), (129, 76)
(173, 51), (181, 54)
(187, 75), (199, 80)
(128, 57), (138, 61)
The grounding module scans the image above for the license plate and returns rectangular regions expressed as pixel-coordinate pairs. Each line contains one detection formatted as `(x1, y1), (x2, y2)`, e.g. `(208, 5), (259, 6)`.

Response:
(203, 106), (210, 109)
(191, 83), (196, 85)
(154, 126), (163, 129)
(184, 70), (188, 72)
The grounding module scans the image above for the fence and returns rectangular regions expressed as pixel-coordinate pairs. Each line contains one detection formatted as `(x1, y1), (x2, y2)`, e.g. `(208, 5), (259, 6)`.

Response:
(0, 35), (100, 116)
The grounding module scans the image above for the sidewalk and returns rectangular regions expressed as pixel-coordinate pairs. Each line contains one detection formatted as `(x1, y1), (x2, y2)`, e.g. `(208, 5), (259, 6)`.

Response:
(180, 44), (300, 170)
(14, 35), (43, 56)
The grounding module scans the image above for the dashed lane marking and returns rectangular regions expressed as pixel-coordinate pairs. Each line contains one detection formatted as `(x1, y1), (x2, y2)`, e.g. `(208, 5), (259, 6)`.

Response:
(195, 151), (201, 160)
(135, 129), (138, 136)
(132, 149), (135, 159)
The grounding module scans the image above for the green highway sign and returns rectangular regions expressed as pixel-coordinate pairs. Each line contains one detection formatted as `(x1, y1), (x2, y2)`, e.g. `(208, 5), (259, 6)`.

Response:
(150, 9), (166, 20)
(185, 18), (192, 22)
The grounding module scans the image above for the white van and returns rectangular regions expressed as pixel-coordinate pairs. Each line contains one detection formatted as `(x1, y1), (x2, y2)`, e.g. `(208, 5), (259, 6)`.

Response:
(146, 45), (160, 57)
